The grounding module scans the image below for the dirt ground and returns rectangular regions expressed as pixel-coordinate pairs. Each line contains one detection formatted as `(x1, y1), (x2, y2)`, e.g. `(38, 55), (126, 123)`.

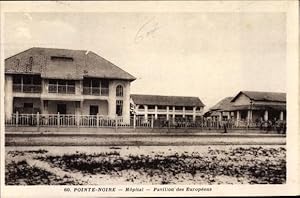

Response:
(5, 145), (285, 185)
(5, 133), (286, 146)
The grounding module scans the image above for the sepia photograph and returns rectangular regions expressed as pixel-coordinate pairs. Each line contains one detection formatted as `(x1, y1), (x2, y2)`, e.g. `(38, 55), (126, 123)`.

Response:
(0, 1), (299, 197)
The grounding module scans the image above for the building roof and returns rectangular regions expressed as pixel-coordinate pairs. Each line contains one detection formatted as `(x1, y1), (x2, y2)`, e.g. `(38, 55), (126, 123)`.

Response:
(5, 47), (136, 81)
(231, 91), (286, 103)
(210, 97), (234, 111)
(130, 94), (205, 107)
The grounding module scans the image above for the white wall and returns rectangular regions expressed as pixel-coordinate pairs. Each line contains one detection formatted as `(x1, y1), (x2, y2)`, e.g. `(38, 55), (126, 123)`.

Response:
(5, 75), (13, 119)
(13, 98), (41, 111)
(108, 80), (131, 123)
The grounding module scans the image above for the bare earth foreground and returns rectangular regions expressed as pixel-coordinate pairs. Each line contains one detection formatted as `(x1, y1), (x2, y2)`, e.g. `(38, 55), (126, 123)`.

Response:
(5, 145), (286, 185)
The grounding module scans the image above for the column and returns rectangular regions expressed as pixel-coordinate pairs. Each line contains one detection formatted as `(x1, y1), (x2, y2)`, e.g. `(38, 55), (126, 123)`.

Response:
(219, 112), (222, 122)
(192, 107), (196, 122)
(182, 107), (186, 118)
(166, 106), (169, 120)
(236, 111), (240, 121)
(108, 81), (116, 118)
(75, 101), (81, 126)
(247, 110), (252, 125)
(41, 100), (49, 114)
(41, 100), (49, 125)
(5, 75), (13, 120)
(280, 111), (284, 121)
(264, 110), (268, 121)
(75, 80), (81, 95)
(172, 106), (175, 122)
(144, 105), (148, 120)
(41, 79), (48, 94)
(236, 111), (241, 127)
(154, 105), (158, 120)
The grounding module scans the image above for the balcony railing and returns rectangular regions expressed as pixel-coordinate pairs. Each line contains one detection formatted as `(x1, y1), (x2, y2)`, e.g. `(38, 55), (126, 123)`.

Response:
(48, 84), (75, 94)
(83, 87), (109, 96)
(185, 110), (194, 113)
(13, 84), (42, 93)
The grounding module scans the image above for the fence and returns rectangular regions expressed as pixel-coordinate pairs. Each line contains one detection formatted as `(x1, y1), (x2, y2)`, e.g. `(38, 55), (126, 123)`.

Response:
(5, 112), (286, 132)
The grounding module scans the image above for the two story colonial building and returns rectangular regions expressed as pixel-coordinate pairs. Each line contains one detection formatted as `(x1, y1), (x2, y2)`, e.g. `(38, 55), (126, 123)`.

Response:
(130, 94), (205, 122)
(4, 47), (136, 124)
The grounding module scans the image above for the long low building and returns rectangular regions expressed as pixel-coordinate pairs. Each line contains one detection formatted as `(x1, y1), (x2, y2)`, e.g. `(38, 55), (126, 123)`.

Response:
(205, 91), (286, 126)
(130, 94), (205, 122)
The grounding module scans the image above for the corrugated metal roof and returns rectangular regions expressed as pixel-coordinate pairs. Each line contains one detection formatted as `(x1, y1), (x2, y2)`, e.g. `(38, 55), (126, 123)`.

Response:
(130, 94), (205, 107)
(231, 91), (286, 102)
(5, 47), (136, 81)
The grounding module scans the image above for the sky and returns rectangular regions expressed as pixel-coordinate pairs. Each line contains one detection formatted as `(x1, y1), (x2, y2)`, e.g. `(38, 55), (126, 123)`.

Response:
(3, 12), (286, 110)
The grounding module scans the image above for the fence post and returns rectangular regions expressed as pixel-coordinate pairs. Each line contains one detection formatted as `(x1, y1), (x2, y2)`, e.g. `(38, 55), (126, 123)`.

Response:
(133, 114), (136, 130)
(37, 112), (40, 127)
(57, 112), (60, 128)
(151, 115), (154, 129)
(115, 116), (118, 131)
(76, 114), (80, 128)
(16, 111), (19, 127)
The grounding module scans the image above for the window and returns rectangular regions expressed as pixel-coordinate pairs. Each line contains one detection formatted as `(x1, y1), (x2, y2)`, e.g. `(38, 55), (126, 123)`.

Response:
(157, 105), (166, 110)
(185, 106), (193, 111)
(116, 100), (123, 116)
(175, 106), (183, 110)
(148, 105), (155, 109)
(24, 103), (33, 108)
(13, 75), (22, 84)
(102, 80), (109, 88)
(51, 56), (73, 61)
(83, 78), (109, 96)
(23, 76), (32, 84)
(12, 75), (42, 93)
(116, 85), (123, 97)
(48, 79), (75, 94)
(138, 105), (145, 110)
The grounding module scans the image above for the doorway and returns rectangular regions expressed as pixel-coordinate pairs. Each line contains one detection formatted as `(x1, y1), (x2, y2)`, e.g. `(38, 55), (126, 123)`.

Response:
(89, 105), (99, 115)
(57, 104), (67, 114)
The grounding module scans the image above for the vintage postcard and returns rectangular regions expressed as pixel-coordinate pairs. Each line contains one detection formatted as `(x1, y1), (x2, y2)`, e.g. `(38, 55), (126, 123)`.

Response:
(0, 1), (299, 197)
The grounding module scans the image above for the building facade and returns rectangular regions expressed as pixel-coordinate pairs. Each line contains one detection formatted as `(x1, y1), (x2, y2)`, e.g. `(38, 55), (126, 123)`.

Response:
(5, 47), (136, 124)
(206, 91), (286, 126)
(130, 94), (205, 122)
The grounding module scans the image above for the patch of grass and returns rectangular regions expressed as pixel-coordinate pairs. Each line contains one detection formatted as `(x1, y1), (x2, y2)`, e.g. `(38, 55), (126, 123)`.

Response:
(5, 160), (83, 185)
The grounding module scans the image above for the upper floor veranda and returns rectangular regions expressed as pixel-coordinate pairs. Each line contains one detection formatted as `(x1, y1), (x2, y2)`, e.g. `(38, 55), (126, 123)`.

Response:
(5, 73), (129, 100)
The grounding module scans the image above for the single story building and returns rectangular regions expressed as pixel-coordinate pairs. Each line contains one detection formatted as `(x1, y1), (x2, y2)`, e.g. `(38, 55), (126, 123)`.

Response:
(205, 91), (286, 127)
